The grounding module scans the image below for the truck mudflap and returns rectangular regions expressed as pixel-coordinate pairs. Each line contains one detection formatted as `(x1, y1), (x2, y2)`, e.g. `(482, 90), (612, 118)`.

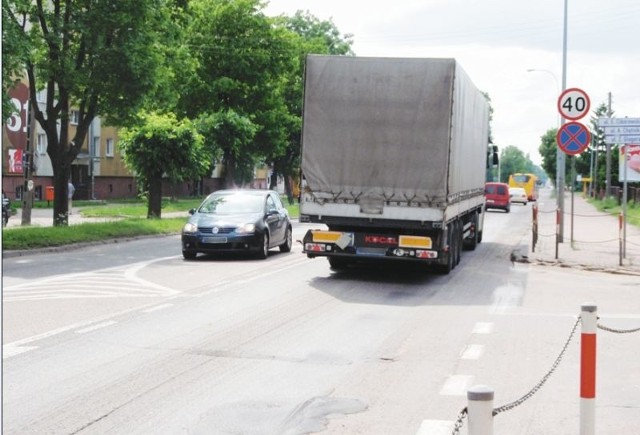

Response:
(302, 229), (440, 262)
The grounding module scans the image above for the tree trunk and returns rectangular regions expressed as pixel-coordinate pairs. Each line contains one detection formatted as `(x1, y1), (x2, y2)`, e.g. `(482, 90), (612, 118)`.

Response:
(148, 177), (162, 218)
(283, 174), (294, 205)
(53, 167), (71, 226)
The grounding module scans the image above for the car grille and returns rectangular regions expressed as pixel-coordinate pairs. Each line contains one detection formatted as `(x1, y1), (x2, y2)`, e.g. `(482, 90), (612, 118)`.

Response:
(199, 226), (235, 234)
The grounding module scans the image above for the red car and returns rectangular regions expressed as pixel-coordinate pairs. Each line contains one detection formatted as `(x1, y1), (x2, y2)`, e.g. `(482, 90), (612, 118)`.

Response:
(484, 182), (510, 213)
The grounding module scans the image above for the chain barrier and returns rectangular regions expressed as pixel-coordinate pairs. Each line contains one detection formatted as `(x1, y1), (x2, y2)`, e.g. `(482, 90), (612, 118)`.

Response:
(492, 317), (581, 416)
(598, 321), (640, 334)
(448, 314), (638, 434)
(450, 406), (467, 435)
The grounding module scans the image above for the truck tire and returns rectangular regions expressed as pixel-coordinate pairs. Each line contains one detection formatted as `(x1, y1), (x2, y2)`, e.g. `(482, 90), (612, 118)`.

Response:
(464, 213), (479, 251)
(436, 224), (455, 274)
(455, 221), (462, 265)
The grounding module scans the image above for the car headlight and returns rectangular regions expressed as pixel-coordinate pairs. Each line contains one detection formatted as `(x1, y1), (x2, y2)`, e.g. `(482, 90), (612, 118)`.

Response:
(183, 222), (198, 234)
(236, 223), (256, 234)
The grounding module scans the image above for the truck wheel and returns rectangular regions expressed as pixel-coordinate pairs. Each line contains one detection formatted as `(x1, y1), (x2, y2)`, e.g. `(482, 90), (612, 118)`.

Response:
(436, 224), (454, 274)
(328, 257), (350, 270)
(455, 222), (462, 265)
(464, 213), (478, 251)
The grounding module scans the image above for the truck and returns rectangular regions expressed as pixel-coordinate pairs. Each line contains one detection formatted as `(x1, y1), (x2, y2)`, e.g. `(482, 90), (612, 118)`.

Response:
(299, 55), (490, 273)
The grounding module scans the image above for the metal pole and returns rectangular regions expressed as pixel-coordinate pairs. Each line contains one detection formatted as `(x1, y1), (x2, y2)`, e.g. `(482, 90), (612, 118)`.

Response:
(571, 156), (575, 245)
(580, 303), (597, 435)
(622, 145), (628, 258)
(558, 0), (569, 242)
(467, 385), (494, 435)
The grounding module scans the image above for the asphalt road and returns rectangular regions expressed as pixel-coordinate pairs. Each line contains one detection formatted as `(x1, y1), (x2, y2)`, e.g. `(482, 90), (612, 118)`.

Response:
(2, 208), (639, 435)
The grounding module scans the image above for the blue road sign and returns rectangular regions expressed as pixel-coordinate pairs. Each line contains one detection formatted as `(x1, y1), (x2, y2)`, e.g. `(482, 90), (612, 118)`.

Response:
(557, 122), (591, 156)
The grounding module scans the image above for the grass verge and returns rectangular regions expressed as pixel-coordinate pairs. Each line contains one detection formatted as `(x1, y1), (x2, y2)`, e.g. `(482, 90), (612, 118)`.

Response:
(3, 218), (186, 251)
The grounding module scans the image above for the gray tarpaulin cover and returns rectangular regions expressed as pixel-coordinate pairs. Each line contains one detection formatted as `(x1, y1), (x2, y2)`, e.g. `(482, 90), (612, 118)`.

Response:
(301, 55), (489, 208)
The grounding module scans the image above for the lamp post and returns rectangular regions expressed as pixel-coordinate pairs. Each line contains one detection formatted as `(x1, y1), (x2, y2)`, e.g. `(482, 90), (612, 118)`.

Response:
(527, 67), (565, 241)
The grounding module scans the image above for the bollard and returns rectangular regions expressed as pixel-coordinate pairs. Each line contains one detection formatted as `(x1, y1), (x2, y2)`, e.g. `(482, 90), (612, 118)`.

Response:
(467, 385), (494, 435)
(555, 208), (560, 259)
(580, 304), (597, 435)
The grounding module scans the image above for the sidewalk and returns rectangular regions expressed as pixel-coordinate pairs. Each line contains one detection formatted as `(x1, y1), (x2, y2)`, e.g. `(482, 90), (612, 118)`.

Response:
(528, 189), (640, 275)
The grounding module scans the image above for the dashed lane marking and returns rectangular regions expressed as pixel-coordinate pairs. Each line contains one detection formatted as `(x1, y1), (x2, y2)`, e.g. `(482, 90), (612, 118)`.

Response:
(439, 375), (473, 396)
(472, 322), (493, 334)
(76, 321), (118, 334)
(416, 420), (454, 435)
(460, 344), (484, 360)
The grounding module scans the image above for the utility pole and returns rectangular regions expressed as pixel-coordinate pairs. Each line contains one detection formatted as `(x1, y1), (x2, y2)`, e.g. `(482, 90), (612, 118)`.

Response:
(21, 101), (35, 225)
(558, 0), (569, 242)
(605, 92), (613, 198)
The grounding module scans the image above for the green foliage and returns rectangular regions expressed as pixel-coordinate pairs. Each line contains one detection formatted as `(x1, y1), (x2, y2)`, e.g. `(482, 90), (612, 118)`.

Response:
(538, 128), (558, 185)
(497, 145), (537, 183)
(119, 111), (208, 186)
(4, 0), (174, 225)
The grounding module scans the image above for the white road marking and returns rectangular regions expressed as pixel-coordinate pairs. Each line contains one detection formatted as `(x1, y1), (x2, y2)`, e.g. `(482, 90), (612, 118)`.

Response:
(142, 303), (173, 313)
(440, 375), (473, 396)
(76, 321), (117, 334)
(472, 322), (494, 334)
(416, 420), (454, 435)
(3, 344), (39, 359)
(460, 344), (484, 360)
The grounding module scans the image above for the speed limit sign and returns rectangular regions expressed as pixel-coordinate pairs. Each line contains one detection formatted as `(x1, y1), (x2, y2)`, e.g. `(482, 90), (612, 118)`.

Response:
(557, 88), (590, 121)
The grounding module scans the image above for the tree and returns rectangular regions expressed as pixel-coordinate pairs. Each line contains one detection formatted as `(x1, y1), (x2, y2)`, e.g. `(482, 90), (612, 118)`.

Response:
(119, 112), (208, 218)
(3, 0), (175, 225)
(2, 0), (31, 123)
(177, 0), (296, 188)
(538, 128), (558, 186)
(499, 145), (536, 183)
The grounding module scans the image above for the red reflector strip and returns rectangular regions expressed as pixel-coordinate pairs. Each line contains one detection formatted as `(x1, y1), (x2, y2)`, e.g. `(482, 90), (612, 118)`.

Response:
(581, 333), (596, 398)
(305, 243), (326, 252)
(416, 250), (437, 259)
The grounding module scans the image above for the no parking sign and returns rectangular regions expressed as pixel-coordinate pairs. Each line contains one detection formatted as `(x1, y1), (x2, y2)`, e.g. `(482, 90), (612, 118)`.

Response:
(557, 122), (591, 156)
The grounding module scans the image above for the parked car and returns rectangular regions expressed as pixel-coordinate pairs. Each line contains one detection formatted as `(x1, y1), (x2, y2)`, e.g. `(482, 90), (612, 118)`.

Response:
(484, 182), (510, 212)
(509, 187), (528, 205)
(181, 189), (292, 260)
(2, 191), (10, 226)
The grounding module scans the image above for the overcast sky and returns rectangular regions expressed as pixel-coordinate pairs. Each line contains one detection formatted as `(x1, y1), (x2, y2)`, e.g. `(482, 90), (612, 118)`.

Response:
(264, 0), (640, 165)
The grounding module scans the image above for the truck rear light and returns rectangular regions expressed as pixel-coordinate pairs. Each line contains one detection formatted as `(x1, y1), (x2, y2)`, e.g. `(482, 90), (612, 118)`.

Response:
(305, 243), (326, 252)
(416, 250), (437, 259)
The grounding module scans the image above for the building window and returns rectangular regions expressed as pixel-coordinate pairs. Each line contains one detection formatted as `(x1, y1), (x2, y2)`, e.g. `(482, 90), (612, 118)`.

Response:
(91, 136), (100, 158)
(37, 133), (47, 155)
(70, 110), (79, 125)
(106, 138), (114, 157)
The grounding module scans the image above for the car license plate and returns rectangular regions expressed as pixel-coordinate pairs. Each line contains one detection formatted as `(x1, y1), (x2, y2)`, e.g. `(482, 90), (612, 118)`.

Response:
(203, 236), (227, 244)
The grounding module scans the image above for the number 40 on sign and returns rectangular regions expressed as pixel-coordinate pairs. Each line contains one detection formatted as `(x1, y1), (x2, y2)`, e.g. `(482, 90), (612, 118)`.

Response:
(557, 88), (590, 121)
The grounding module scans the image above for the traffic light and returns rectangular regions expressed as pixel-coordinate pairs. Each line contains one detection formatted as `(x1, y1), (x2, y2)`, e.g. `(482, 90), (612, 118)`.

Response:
(487, 145), (499, 168)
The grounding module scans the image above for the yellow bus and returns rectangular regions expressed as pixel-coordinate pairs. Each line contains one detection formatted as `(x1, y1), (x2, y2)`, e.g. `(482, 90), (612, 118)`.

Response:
(508, 173), (538, 201)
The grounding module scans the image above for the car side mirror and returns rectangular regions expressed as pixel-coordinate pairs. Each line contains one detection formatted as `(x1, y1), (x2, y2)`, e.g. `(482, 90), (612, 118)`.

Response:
(188, 208), (196, 215)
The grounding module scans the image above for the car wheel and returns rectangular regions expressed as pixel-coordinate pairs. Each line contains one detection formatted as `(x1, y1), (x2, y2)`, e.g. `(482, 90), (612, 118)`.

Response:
(279, 226), (292, 252)
(257, 233), (269, 259)
(182, 250), (197, 260)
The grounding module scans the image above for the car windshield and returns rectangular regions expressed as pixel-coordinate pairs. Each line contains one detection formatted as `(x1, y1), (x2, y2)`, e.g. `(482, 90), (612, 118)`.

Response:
(198, 194), (264, 215)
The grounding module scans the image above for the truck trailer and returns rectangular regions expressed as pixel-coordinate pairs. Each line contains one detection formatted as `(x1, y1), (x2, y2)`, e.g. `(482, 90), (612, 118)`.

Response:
(300, 55), (490, 273)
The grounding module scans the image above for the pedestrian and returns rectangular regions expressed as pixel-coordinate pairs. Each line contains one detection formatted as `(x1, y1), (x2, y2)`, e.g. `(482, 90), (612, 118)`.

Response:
(68, 181), (75, 214)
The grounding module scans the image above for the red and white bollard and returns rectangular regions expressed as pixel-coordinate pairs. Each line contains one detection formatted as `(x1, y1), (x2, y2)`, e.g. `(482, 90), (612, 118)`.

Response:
(580, 303), (597, 435)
